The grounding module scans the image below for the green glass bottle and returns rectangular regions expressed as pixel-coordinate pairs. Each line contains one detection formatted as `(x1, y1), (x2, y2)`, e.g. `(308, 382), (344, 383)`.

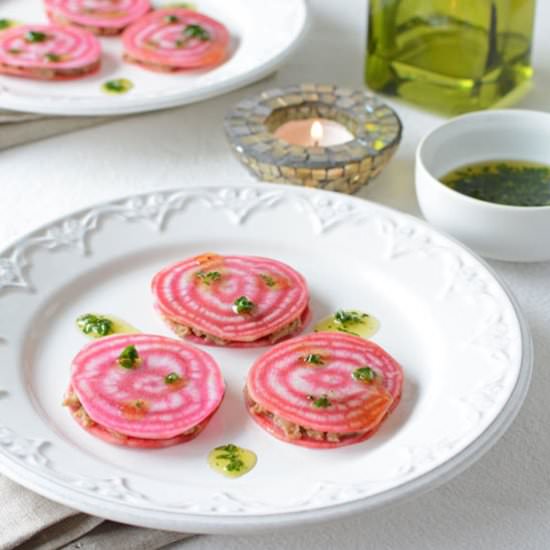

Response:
(366, 0), (535, 115)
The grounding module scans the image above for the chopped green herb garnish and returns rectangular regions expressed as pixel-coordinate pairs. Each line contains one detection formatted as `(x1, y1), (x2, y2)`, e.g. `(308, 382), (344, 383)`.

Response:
(352, 366), (377, 383)
(215, 443), (238, 452)
(303, 353), (324, 365)
(214, 444), (244, 472)
(312, 395), (331, 408)
(183, 23), (210, 41)
(105, 81), (123, 92)
(8, 48), (21, 55)
(225, 459), (245, 472)
(164, 372), (181, 384)
(233, 296), (254, 314)
(260, 274), (276, 287)
(117, 345), (140, 369)
(196, 270), (222, 285)
(334, 310), (367, 325)
(44, 52), (61, 62)
(77, 314), (114, 337)
(164, 15), (180, 23)
(25, 30), (47, 43)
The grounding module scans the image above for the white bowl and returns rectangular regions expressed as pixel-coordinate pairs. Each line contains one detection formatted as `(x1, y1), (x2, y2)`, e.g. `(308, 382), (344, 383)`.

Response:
(415, 109), (550, 262)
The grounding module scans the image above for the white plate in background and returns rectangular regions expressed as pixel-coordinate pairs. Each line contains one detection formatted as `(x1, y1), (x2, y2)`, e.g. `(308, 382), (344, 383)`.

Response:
(0, 0), (307, 115)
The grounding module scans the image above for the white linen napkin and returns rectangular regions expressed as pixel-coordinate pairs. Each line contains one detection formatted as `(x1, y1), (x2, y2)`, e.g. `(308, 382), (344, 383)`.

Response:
(0, 110), (117, 151)
(0, 475), (193, 550)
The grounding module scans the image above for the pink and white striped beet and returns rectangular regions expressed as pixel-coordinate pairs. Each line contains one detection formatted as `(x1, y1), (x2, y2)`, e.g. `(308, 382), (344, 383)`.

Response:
(246, 332), (403, 448)
(45, 0), (151, 35)
(122, 8), (230, 72)
(70, 333), (225, 442)
(0, 24), (101, 80)
(152, 254), (310, 345)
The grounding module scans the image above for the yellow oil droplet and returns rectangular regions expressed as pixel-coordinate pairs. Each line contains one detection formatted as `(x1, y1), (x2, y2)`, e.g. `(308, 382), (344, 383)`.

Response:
(108, 316), (139, 335)
(314, 310), (380, 339)
(208, 444), (257, 479)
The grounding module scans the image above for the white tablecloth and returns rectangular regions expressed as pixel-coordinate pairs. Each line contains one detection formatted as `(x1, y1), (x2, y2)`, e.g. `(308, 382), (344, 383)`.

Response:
(1, 1), (549, 549)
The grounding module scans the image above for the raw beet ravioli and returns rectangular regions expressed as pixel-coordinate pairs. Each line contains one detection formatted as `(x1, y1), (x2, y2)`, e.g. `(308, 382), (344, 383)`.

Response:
(246, 332), (403, 448)
(45, 0), (151, 35)
(152, 253), (310, 346)
(0, 24), (101, 80)
(67, 333), (225, 447)
(122, 8), (230, 72)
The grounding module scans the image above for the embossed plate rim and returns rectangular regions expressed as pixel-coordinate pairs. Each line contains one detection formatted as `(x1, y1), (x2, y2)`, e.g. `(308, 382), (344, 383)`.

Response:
(0, 184), (532, 533)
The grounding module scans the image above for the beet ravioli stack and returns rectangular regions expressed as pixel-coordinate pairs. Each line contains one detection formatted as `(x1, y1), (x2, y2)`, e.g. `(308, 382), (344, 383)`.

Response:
(0, 24), (101, 80)
(122, 7), (230, 71)
(65, 334), (225, 448)
(246, 332), (403, 448)
(152, 253), (310, 347)
(45, 0), (151, 35)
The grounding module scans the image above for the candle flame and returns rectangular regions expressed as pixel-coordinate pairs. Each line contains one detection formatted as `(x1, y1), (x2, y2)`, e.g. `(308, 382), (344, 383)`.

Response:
(310, 120), (323, 145)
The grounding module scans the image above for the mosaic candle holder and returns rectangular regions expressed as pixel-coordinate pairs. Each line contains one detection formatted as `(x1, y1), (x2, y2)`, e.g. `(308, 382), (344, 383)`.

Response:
(224, 84), (402, 194)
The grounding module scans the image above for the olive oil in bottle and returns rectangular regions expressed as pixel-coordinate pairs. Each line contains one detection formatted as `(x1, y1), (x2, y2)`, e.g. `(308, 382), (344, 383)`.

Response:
(366, 0), (535, 115)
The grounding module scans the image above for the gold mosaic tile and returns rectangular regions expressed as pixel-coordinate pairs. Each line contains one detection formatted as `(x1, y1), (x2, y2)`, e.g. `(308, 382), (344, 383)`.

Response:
(327, 167), (345, 178)
(312, 169), (328, 180)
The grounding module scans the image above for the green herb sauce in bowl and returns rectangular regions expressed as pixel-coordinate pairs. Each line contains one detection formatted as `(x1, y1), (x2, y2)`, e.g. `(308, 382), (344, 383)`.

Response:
(441, 160), (550, 207)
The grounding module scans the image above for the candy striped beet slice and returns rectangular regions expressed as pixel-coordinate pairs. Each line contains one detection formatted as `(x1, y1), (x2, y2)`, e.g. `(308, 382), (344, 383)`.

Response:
(0, 24), (100, 80)
(122, 8), (230, 72)
(152, 254), (310, 345)
(70, 334), (225, 441)
(45, 0), (151, 35)
(246, 332), (403, 448)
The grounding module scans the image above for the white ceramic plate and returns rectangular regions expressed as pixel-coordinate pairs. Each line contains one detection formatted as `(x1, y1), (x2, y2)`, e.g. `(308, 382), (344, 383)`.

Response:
(0, 185), (531, 533)
(0, 0), (307, 115)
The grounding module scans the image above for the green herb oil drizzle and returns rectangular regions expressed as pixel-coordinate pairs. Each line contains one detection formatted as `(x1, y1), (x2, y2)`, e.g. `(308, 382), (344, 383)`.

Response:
(314, 310), (380, 339)
(208, 444), (257, 478)
(101, 79), (134, 95)
(76, 313), (138, 338)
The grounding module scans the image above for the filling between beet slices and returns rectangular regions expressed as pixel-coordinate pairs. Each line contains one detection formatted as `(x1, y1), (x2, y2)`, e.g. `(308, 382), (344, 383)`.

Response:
(0, 59), (100, 79)
(63, 389), (200, 443)
(244, 388), (371, 444)
(160, 308), (307, 346)
(123, 53), (187, 73)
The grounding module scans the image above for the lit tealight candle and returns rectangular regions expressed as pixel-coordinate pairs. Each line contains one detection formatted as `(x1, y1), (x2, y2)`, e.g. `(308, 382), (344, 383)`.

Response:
(274, 118), (354, 147)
